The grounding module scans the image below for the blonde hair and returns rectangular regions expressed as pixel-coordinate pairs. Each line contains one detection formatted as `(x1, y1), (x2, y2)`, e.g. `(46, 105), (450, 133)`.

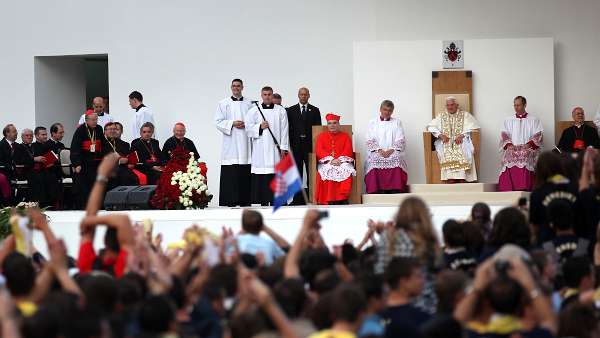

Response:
(393, 197), (441, 264)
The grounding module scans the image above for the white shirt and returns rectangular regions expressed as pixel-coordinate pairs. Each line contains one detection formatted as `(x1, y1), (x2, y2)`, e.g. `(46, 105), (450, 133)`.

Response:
(78, 112), (114, 128)
(245, 103), (289, 174)
(131, 105), (157, 140)
(214, 96), (253, 165)
(365, 117), (407, 173)
(235, 233), (284, 265)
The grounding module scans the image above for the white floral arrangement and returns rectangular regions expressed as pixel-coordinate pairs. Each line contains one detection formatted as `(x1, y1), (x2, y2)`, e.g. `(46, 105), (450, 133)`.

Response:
(170, 152), (210, 209)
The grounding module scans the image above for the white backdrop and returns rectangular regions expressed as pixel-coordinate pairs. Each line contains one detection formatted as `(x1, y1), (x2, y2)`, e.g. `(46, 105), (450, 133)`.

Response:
(353, 38), (555, 184)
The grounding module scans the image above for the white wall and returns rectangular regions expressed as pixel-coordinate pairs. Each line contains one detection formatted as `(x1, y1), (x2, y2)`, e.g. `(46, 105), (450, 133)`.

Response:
(0, 0), (599, 203)
(34, 57), (86, 143)
(353, 38), (554, 184)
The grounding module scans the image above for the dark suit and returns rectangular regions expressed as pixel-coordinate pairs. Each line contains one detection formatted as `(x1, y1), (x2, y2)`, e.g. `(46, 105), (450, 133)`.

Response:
(286, 103), (322, 204)
(0, 139), (15, 179)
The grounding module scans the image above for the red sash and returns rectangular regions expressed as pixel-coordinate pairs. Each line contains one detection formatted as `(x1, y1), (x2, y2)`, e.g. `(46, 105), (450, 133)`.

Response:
(132, 169), (148, 185)
(573, 139), (585, 150)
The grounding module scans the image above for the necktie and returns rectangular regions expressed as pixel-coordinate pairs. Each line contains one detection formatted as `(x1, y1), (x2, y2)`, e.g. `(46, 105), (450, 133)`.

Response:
(10, 142), (14, 155)
(301, 105), (306, 115)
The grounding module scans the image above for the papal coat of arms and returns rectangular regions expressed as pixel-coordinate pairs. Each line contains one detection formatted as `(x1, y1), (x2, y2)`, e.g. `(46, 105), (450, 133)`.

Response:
(442, 40), (464, 69)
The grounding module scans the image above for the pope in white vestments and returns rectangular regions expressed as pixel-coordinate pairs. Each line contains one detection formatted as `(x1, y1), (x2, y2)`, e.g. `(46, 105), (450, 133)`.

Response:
(215, 79), (253, 207)
(245, 87), (289, 206)
(426, 97), (480, 182)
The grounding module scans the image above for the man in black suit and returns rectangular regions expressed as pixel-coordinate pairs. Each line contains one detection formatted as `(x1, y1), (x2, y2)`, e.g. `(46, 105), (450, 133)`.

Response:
(286, 87), (322, 205)
(0, 124), (19, 204)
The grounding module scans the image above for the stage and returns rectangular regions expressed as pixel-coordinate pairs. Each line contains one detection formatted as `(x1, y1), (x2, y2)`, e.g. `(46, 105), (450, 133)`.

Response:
(36, 196), (518, 258)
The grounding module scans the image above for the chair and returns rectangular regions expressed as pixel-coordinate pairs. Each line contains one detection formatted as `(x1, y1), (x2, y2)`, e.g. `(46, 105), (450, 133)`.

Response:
(555, 120), (597, 145)
(423, 71), (480, 183)
(308, 125), (363, 204)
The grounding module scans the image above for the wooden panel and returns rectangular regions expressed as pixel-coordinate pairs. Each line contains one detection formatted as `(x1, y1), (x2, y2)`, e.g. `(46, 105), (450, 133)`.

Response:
(555, 120), (596, 144)
(432, 70), (473, 118)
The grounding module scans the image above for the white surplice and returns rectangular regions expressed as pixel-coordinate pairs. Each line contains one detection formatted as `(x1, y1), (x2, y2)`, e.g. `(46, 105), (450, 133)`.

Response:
(499, 113), (543, 173)
(214, 97), (253, 165)
(131, 105), (157, 140)
(245, 103), (289, 174)
(365, 117), (407, 174)
(427, 111), (480, 181)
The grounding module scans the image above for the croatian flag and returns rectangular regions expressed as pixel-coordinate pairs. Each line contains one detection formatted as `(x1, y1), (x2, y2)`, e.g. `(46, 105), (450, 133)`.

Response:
(270, 153), (302, 211)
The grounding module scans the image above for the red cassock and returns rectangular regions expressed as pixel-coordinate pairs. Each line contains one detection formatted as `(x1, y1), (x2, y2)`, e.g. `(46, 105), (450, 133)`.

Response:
(315, 131), (355, 204)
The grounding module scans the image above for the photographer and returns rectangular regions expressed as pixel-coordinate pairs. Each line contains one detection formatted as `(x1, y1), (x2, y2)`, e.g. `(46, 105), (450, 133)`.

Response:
(454, 247), (557, 337)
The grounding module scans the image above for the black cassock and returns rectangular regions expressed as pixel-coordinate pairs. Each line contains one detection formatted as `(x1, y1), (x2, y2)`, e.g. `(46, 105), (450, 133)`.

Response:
(70, 124), (109, 208)
(29, 141), (61, 208)
(161, 136), (200, 161)
(557, 124), (600, 153)
(131, 138), (164, 185)
(106, 138), (139, 190)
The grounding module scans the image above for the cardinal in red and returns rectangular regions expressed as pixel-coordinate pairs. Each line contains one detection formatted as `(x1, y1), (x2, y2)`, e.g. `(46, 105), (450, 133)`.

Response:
(315, 113), (355, 204)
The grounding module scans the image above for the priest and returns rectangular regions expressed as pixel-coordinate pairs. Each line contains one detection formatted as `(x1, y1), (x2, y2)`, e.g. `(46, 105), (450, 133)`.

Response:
(215, 78), (253, 207)
(426, 96), (480, 183)
(315, 113), (355, 205)
(131, 122), (164, 185)
(557, 106), (600, 153)
(365, 100), (408, 193)
(245, 86), (289, 206)
(498, 96), (544, 191)
(129, 91), (157, 140)
(162, 122), (200, 160)
(29, 127), (60, 208)
(71, 111), (109, 208)
(78, 97), (114, 127)
(104, 122), (140, 188)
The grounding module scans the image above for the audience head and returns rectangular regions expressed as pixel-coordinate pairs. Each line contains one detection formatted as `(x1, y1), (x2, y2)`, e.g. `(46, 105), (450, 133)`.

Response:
(513, 95), (527, 114)
(84, 110), (98, 129)
(21, 128), (33, 144)
(3, 124), (17, 142)
(114, 122), (124, 138)
(298, 87), (310, 105)
(434, 269), (468, 314)
(558, 302), (600, 338)
(385, 257), (424, 297)
(92, 97), (105, 114)
(380, 100), (395, 119)
(442, 219), (466, 248)
(358, 273), (385, 313)
(241, 209), (264, 235)
(534, 151), (565, 188)
(173, 122), (186, 140)
(395, 196), (440, 263)
(129, 91), (144, 109)
(49, 123), (64, 142)
(572, 106), (585, 125)
(81, 273), (118, 314)
(562, 256), (594, 292)
(261, 86), (273, 104)
(2, 252), (36, 297)
(330, 283), (367, 328)
(471, 202), (491, 224)
(445, 96), (459, 113)
(34, 126), (48, 143)
(139, 295), (176, 335)
(274, 278), (308, 319)
(489, 207), (531, 249)
(547, 199), (575, 233)
(140, 122), (155, 140)
(273, 93), (282, 105)
(325, 113), (341, 133)
(231, 79), (243, 97)
(486, 275), (524, 315)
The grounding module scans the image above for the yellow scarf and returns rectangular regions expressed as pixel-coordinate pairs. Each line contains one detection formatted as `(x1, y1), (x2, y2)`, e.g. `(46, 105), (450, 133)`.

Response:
(467, 314), (522, 335)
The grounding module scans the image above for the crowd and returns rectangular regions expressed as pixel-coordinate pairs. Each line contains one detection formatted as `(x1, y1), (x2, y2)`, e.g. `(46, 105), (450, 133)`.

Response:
(0, 142), (596, 338)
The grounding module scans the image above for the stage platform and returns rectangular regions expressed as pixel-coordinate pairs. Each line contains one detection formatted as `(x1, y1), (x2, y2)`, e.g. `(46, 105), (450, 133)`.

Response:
(363, 183), (529, 206)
